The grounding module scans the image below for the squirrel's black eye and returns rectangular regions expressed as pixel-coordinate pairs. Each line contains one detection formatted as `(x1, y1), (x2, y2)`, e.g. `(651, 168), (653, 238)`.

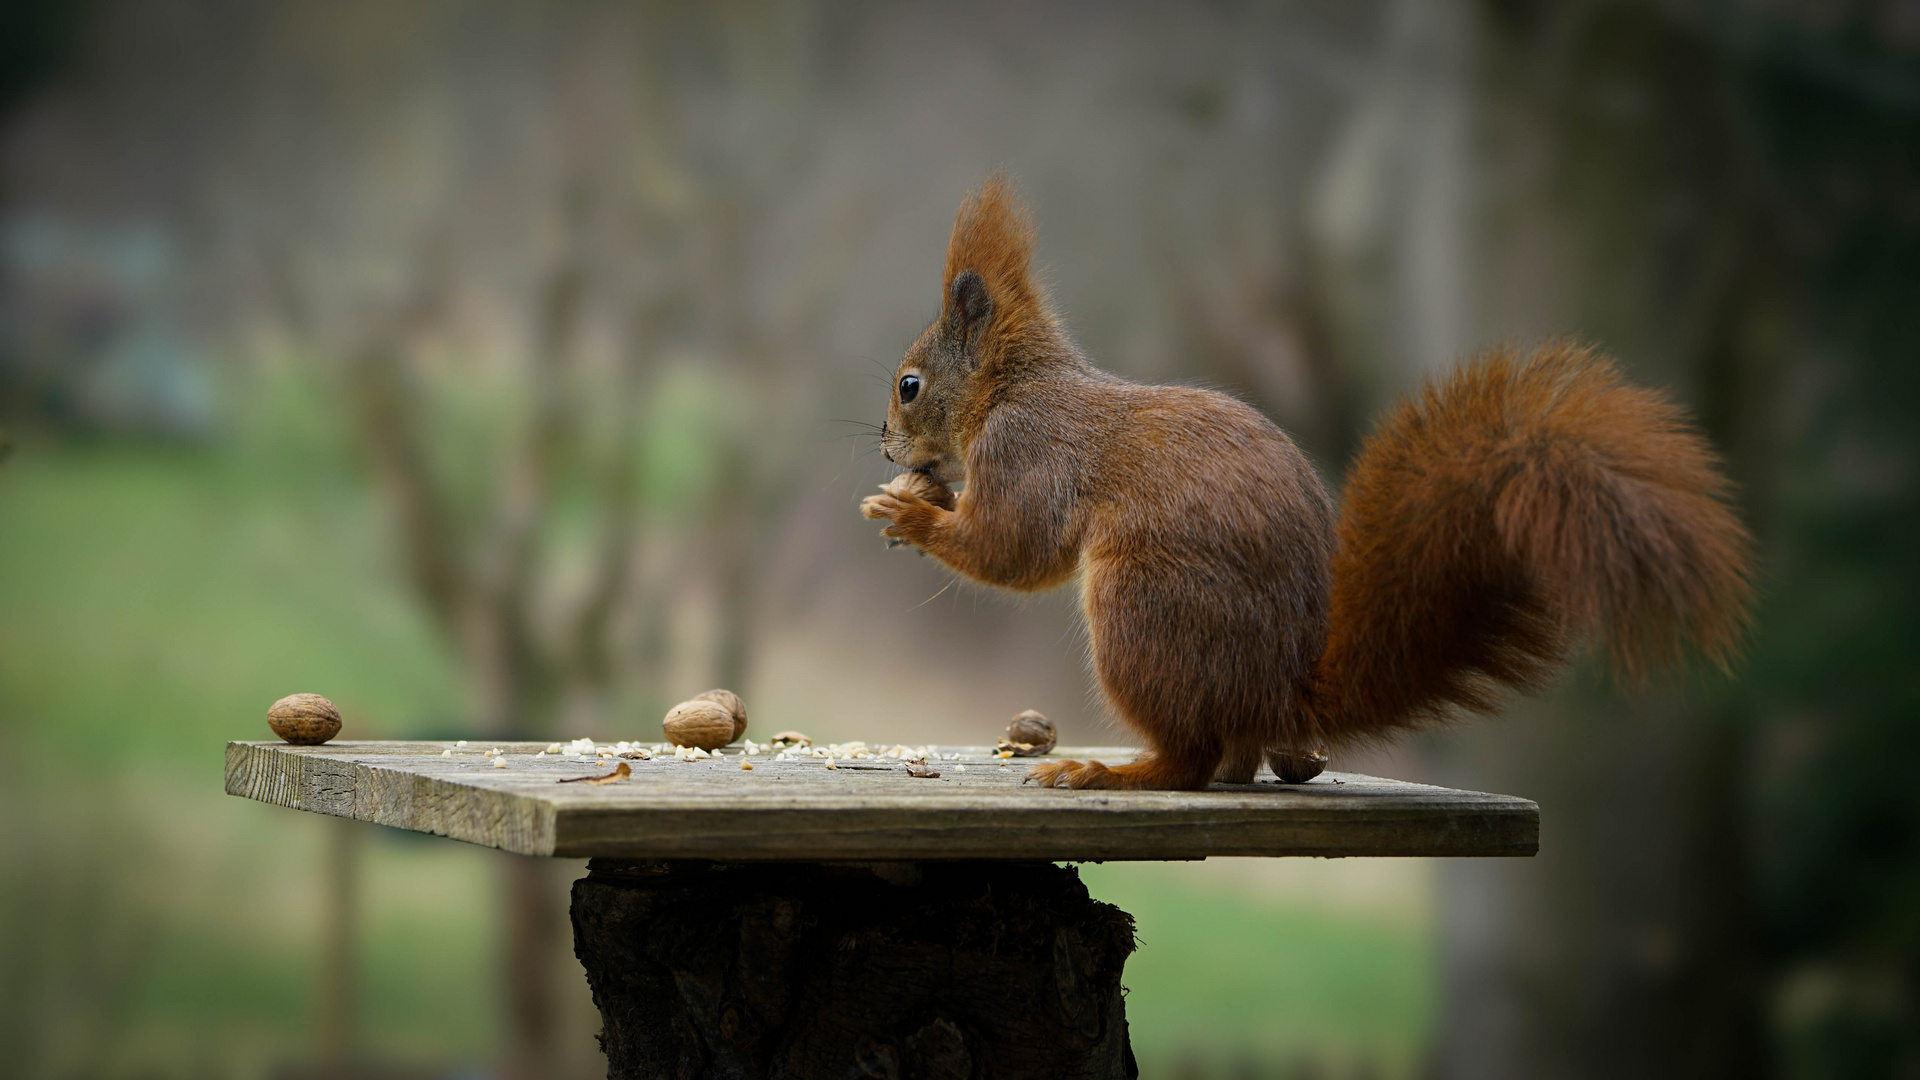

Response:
(897, 374), (922, 404)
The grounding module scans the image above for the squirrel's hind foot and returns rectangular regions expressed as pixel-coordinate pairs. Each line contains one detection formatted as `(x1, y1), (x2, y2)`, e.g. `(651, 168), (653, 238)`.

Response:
(1024, 759), (1100, 788)
(1024, 755), (1214, 791)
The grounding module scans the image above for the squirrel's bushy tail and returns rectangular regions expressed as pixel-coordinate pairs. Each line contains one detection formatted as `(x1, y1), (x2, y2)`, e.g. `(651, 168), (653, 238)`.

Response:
(1309, 342), (1753, 744)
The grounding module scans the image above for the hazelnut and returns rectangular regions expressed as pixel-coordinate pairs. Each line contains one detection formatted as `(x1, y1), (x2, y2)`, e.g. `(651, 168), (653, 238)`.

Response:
(997, 709), (1057, 756)
(692, 688), (748, 740)
(886, 470), (956, 511)
(1269, 749), (1328, 784)
(663, 699), (736, 751)
(267, 693), (342, 745)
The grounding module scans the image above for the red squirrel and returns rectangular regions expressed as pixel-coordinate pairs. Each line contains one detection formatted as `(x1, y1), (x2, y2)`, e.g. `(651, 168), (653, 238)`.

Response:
(860, 177), (1754, 791)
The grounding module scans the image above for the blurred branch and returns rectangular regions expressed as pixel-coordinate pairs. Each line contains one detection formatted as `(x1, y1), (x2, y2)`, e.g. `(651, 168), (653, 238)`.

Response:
(261, 235), (475, 640)
(471, 226), (590, 731)
(1167, 214), (1358, 466)
(343, 302), (470, 636)
(566, 299), (655, 690)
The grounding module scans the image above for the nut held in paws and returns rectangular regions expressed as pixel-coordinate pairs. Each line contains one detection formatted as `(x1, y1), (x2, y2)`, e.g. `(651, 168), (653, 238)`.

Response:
(691, 689), (748, 740)
(663, 699), (737, 751)
(268, 693), (343, 745)
(888, 470), (956, 510)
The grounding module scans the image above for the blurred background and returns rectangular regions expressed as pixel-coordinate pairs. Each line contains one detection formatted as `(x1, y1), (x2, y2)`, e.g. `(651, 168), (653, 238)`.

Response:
(1, 0), (1915, 1077)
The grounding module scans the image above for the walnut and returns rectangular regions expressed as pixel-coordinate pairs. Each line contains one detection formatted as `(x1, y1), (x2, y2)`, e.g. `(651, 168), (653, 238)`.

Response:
(267, 693), (342, 746)
(1268, 749), (1328, 784)
(662, 700), (736, 751)
(996, 709), (1057, 756)
(691, 689), (748, 740)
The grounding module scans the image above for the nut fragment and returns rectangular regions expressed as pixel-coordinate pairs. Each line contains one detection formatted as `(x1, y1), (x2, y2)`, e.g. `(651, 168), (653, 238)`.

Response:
(267, 693), (342, 746)
(692, 689), (748, 740)
(1268, 749), (1328, 784)
(995, 709), (1057, 756)
(663, 700), (736, 751)
(769, 730), (813, 748)
(559, 761), (631, 784)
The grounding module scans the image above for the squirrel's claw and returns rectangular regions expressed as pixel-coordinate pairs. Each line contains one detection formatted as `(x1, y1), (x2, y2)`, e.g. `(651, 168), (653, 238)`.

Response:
(860, 491), (904, 520)
(1024, 759), (1085, 788)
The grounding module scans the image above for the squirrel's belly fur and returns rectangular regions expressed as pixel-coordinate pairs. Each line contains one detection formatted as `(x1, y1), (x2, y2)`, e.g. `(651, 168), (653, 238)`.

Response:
(863, 177), (1754, 791)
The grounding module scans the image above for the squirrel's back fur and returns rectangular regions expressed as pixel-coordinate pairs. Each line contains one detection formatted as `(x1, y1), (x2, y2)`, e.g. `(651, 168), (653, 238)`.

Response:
(866, 179), (1755, 790)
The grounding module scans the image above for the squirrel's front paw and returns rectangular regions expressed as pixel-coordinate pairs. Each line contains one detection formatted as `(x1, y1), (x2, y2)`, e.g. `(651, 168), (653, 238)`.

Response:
(861, 474), (951, 545)
(860, 490), (927, 528)
(860, 490), (910, 521)
(861, 471), (953, 521)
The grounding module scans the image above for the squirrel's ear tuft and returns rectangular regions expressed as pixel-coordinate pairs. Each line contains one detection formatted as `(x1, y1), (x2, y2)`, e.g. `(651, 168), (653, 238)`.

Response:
(946, 271), (993, 356)
(942, 174), (1040, 340)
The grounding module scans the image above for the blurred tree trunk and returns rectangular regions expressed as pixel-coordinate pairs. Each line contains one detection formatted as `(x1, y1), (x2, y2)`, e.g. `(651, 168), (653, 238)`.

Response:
(324, 10), (842, 1074)
(316, 817), (362, 1065)
(1428, 4), (1779, 1078)
(339, 205), (641, 1079)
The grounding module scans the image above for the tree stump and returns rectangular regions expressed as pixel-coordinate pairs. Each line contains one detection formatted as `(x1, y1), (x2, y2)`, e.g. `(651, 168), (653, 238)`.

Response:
(571, 859), (1139, 1079)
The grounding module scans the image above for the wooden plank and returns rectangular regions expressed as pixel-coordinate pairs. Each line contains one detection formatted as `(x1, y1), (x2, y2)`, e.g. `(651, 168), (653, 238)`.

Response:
(225, 740), (1538, 860)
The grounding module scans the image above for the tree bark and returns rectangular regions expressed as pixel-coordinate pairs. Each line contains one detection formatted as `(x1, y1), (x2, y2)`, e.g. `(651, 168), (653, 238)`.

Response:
(571, 860), (1139, 1080)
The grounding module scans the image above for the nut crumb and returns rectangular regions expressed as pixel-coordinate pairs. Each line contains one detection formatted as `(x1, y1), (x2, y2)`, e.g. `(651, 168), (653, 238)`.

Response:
(558, 762), (631, 785)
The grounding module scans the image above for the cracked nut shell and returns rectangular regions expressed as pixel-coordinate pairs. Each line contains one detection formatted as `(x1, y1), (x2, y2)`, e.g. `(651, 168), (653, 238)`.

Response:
(1000, 709), (1057, 756)
(691, 688), (748, 740)
(268, 693), (342, 745)
(663, 699), (736, 751)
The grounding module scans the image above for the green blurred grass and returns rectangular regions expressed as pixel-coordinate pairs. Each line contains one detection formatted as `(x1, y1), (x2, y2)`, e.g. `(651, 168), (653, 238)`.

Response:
(1083, 863), (1432, 1078)
(0, 442), (1432, 1079)
(0, 441), (494, 1078)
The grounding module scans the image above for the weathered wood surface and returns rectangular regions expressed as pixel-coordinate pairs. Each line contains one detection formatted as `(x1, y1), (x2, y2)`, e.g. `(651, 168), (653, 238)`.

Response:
(574, 860), (1138, 1080)
(225, 741), (1539, 860)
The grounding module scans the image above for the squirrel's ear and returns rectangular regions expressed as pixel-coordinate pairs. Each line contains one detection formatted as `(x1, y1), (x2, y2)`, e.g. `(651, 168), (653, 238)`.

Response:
(947, 270), (993, 362)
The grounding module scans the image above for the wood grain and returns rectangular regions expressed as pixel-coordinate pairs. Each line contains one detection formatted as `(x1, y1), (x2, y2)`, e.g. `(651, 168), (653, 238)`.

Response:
(225, 741), (1538, 860)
